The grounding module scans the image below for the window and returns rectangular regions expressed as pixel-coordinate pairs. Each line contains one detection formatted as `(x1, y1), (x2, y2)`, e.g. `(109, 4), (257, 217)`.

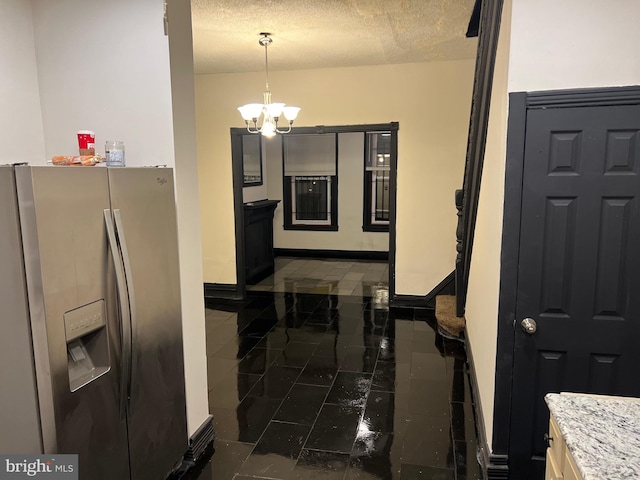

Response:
(363, 132), (392, 231)
(291, 176), (332, 225)
(283, 133), (338, 230)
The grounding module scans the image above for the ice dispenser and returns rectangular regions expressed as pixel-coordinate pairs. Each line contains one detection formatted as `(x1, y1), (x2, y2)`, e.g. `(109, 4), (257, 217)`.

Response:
(64, 300), (110, 391)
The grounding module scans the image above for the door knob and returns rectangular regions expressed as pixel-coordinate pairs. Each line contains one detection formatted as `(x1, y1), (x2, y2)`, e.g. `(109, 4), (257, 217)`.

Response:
(521, 318), (537, 334)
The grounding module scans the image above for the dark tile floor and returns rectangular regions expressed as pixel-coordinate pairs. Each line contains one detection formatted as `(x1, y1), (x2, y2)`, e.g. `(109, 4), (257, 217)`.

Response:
(187, 289), (482, 480)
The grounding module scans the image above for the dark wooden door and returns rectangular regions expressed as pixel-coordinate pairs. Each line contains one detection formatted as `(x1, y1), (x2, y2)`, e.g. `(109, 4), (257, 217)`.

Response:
(508, 104), (640, 478)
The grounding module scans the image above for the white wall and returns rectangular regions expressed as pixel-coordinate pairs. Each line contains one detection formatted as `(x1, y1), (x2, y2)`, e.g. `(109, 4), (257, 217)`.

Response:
(165, 0), (210, 437)
(30, 0), (209, 436)
(31, 0), (175, 166)
(508, 0), (640, 92)
(196, 59), (475, 294)
(0, 0), (45, 163)
(264, 131), (389, 252)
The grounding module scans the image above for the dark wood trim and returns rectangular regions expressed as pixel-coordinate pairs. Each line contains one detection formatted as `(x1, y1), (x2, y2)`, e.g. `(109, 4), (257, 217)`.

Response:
(203, 282), (242, 300)
(332, 134), (339, 227)
(282, 169), (293, 227)
(282, 224), (339, 232)
(274, 248), (388, 261)
(466, 327), (510, 480)
(244, 199), (280, 209)
(466, 0), (482, 38)
(362, 129), (394, 233)
(428, 270), (455, 299)
(230, 130), (247, 299)
(244, 200), (280, 284)
(526, 85), (640, 109)
(289, 123), (399, 135)
(362, 224), (389, 233)
(362, 131), (370, 230)
(390, 271), (454, 308)
(491, 92), (527, 459)
(388, 123), (399, 302)
(389, 295), (434, 309)
(230, 122), (398, 304)
(457, 0), (504, 317)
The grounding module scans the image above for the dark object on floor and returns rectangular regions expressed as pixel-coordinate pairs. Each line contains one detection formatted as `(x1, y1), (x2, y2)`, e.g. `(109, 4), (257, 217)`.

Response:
(435, 295), (466, 341)
(168, 443), (214, 480)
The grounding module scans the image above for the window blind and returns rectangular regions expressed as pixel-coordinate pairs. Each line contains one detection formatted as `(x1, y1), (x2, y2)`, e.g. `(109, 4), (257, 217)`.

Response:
(284, 134), (336, 176)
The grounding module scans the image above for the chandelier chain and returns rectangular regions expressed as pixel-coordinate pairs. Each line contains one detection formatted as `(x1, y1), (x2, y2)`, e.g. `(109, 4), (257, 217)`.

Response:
(264, 39), (269, 91)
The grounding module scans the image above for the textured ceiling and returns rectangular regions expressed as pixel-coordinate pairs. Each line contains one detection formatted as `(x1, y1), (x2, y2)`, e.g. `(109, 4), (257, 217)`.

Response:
(191, 0), (477, 75)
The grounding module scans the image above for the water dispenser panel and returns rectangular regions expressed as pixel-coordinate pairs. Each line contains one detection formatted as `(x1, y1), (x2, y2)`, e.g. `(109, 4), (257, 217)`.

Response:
(63, 300), (110, 391)
(64, 300), (105, 343)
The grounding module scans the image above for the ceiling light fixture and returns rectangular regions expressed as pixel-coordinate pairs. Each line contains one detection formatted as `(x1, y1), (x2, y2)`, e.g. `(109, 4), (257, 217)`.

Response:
(237, 33), (300, 137)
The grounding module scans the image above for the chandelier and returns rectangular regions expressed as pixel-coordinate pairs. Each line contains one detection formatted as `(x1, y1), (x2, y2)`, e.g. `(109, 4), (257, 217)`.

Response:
(237, 33), (300, 137)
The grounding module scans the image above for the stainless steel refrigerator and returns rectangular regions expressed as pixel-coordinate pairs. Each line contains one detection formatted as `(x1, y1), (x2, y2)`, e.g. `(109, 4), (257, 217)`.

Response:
(0, 165), (188, 479)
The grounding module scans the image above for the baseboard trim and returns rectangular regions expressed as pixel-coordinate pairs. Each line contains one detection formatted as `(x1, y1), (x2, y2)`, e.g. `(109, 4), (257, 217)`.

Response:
(274, 248), (388, 261)
(466, 328), (509, 479)
(390, 271), (455, 309)
(390, 294), (434, 309)
(185, 415), (214, 463)
(203, 283), (242, 300)
(168, 416), (215, 479)
(486, 454), (509, 479)
(428, 270), (455, 299)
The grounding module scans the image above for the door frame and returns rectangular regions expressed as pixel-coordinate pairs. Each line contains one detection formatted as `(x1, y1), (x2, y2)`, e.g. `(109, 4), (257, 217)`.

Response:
(230, 123), (399, 299)
(490, 86), (640, 479)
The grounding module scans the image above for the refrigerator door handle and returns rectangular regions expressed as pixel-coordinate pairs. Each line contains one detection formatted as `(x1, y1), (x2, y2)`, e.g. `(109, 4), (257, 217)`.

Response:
(104, 209), (132, 420)
(113, 209), (137, 410)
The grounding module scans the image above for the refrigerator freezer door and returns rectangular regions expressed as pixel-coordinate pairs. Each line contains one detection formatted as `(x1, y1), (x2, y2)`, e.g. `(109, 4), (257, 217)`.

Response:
(0, 166), (42, 453)
(15, 166), (130, 479)
(107, 167), (188, 480)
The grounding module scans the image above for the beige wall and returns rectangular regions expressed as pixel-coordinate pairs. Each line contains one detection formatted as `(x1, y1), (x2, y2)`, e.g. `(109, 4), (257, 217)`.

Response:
(196, 59), (475, 294)
(465, 0), (512, 451)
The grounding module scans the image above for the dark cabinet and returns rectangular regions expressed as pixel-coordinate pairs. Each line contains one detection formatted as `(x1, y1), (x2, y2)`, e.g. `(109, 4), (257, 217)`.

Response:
(243, 200), (279, 284)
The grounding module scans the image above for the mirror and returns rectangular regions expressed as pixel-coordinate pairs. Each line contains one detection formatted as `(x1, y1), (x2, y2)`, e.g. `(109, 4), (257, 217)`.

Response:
(242, 135), (263, 186)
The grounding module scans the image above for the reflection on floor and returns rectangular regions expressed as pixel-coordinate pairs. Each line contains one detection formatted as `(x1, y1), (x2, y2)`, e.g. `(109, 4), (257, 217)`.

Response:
(248, 257), (390, 297)
(186, 283), (483, 479)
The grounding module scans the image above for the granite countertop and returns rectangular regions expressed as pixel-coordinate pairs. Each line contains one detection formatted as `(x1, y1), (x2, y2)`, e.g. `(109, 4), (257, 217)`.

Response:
(545, 393), (640, 480)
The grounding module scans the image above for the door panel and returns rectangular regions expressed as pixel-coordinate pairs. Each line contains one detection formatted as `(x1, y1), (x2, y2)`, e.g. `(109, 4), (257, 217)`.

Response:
(15, 166), (130, 479)
(509, 105), (640, 479)
(0, 167), (42, 453)
(107, 167), (188, 480)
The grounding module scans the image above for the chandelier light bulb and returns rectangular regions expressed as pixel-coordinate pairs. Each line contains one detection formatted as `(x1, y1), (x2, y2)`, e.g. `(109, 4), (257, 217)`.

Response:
(237, 33), (301, 137)
(261, 121), (276, 137)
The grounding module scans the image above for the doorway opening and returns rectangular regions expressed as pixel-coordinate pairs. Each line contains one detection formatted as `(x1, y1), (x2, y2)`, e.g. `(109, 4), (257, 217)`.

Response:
(231, 123), (399, 299)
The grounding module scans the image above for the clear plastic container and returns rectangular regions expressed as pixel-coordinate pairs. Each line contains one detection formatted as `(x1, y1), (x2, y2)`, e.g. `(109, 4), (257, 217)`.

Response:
(105, 141), (125, 167)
